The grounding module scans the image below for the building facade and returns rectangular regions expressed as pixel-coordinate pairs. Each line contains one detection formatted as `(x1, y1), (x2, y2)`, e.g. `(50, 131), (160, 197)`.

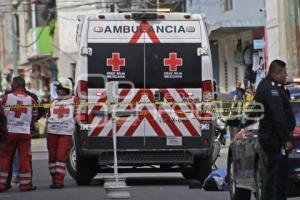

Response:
(186, 0), (266, 93)
(266, 0), (300, 79)
(54, 0), (111, 78)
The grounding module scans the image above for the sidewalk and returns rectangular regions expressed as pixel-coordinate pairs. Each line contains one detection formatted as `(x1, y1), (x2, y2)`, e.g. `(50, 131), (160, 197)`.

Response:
(31, 138), (47, 153)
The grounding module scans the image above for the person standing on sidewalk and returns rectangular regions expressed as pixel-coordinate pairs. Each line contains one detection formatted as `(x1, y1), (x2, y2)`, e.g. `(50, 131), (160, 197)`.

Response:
(255, 59), (296, 200)
(46, 78), (78, 189)
(0, 76), (37, 192)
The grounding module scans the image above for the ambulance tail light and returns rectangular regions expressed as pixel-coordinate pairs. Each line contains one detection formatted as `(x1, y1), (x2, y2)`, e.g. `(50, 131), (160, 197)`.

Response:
(76, 80), (88, 123)
(77, 80), (87, 98)
(202, 80), (213, 101)
(202, 80), (213, 119)
(80, 113), (88, 122)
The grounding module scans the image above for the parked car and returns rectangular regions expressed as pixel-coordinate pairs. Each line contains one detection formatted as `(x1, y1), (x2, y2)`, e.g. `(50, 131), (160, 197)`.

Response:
(227, 86), (300, 200)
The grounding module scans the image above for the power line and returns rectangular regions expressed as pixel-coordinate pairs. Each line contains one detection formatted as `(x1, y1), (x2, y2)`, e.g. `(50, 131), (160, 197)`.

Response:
(0, 3), (109, 13)
(56, 14), (78, 21)
(52, 43), (76, 62)
(145, 0), (181, 6)
(19, 26), (46, 48)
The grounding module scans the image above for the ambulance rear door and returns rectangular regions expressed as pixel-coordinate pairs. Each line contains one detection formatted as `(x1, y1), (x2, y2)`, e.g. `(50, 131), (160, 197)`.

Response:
(86, 18), (146, 150)
(141, 18), (209, 149)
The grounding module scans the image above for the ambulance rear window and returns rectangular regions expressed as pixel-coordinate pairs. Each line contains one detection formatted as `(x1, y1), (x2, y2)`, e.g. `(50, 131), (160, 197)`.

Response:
(145, 43), (202, 88)
(87, 43), (201, 89)
(87, 19), (203, 89)
(87, 43), (144, 88)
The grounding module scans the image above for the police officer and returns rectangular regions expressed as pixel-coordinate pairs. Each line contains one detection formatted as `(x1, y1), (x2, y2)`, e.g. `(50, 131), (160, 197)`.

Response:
(46, 78), (78, 189)
(255, 59), (295, 200)
(0, 76), (37, 192)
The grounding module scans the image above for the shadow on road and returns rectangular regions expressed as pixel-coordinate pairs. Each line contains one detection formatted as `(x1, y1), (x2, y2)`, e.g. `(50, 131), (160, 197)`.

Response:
(90, 177), (189, 186)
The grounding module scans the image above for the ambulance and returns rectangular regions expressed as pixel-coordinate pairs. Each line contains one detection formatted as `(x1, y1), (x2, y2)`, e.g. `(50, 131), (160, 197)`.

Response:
(70, 10), (215, 185)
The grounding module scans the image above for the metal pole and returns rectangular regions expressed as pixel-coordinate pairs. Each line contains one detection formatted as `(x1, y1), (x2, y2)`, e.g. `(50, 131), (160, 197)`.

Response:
(112, 105), (119, 185)
(157, 0), (159, 10)
(11, 13), (18, 76)
(1, 17), (5, 74)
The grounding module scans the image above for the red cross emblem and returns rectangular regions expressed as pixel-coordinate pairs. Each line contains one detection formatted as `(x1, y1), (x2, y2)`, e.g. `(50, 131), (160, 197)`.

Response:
(10, 101), (27, 118)
(129, 21), (160, 44)
(53, 105), (70, 118)
(164, 53), (183, 71)
(106, 53), (126, 72)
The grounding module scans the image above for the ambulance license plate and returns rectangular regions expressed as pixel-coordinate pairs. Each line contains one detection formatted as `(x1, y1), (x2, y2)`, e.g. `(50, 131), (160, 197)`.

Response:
(166, 136), (182, 146)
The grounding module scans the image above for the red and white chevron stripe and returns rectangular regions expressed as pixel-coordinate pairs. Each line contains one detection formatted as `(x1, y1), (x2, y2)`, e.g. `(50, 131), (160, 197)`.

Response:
(87, 88), (203, 137)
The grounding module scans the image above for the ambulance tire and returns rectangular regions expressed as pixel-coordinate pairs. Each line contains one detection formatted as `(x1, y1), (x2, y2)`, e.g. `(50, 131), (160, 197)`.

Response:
(75, 155), (98, 185)
(197, 157), (212, 183)
(181, 156), (212, 183)
(66, 143), (77, 180)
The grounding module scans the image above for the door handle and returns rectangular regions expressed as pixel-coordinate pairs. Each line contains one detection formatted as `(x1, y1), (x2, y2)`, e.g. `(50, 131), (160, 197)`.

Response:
(154, 90), (164, 102)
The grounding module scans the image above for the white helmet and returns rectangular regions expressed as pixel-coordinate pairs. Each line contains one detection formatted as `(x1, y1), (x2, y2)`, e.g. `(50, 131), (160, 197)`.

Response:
(56, 78), (73, 91)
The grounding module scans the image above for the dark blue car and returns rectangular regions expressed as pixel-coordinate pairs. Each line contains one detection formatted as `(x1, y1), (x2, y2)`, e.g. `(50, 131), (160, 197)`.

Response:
(227, 86), (300, 200)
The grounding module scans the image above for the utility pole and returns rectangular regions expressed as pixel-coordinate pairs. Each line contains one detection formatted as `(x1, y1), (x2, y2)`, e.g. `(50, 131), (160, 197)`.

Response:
(0, 16), (5, 91)
(1, 17), (5, 73)
(11, 3), (18, 77)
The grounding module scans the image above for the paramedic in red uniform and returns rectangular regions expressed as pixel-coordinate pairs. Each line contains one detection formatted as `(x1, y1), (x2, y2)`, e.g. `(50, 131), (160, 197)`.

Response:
(0, 76), (37, 192)
(46, 78), (78, 189)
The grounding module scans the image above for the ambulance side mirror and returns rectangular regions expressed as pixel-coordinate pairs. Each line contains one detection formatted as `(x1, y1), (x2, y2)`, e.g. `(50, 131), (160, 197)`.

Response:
(81, 47), (93, 56)
(197, 47), (209, 56)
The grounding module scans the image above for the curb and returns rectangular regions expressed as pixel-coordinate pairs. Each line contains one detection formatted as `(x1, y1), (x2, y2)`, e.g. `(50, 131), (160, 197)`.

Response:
(31, 138), (47, 153)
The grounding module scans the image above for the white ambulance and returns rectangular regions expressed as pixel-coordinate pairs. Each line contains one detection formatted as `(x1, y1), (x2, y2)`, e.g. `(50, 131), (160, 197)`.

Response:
(71, 10), (215, 185)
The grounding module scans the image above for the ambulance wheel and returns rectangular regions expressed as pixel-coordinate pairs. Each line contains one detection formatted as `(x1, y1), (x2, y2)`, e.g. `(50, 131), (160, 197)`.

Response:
(67, 143), (77, 179)
(181, 156), (212, 183)
(197, 157), (212, 183)
(75, 155), (98, 185)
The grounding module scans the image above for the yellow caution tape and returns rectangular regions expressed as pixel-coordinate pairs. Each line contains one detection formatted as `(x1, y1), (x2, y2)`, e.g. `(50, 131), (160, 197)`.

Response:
(2, 98), (299, 113)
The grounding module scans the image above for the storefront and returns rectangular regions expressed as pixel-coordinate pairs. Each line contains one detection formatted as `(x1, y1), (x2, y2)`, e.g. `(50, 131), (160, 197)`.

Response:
(210, 27), (265, 93)
(283, 0), (300, 78)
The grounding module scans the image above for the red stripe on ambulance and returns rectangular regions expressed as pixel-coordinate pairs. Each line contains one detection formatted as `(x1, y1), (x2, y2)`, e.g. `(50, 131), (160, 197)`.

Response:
(160, 89), (200, 136)
(129, 21), (160, 44)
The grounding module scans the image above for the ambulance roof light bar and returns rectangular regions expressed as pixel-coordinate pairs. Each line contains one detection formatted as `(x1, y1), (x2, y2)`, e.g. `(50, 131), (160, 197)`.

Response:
(132, 12), (157, 20)
(118, 8), (171, 13)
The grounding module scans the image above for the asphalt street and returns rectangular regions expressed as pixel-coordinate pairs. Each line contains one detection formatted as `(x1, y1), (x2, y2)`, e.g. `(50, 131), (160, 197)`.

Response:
(0, 139), (299, 200)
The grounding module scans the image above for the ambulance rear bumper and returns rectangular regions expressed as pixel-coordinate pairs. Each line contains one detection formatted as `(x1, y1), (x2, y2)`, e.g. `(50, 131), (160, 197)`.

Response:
(75, 129), (214, 165)
(81, 148), (211, 165)
(79, 148), (210, 165)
